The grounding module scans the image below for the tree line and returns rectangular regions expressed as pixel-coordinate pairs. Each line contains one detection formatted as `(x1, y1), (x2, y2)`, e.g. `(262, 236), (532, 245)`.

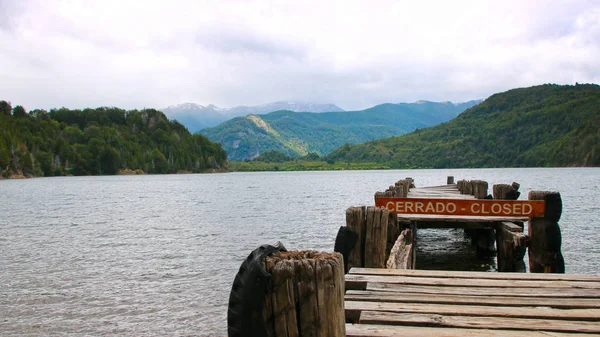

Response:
(0, 101), (227, 177)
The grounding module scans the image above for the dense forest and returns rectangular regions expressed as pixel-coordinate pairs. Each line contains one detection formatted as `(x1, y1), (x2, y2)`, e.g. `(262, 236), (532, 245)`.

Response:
(325, 84), (600, 168)
(0, 101), (227, 177)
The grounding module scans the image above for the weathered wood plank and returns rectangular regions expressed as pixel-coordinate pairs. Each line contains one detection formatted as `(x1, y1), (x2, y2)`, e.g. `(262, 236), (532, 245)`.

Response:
(367, 282), (600, 298)
(345, 274), (600, 289)
(345, 290), (600, 309)
(345, 301), (600, 321)
(346, 323), (589, 337)
(359, 311), (600, 333)
(499, 221), (523, 232)
(397, 214), (530, 222)
(416, 222), (496, 229)
(348, 268), (600, 282)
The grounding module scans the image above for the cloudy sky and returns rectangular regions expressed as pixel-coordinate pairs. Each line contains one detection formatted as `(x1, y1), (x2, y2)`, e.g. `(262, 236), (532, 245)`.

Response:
(1, 0), (599, 111)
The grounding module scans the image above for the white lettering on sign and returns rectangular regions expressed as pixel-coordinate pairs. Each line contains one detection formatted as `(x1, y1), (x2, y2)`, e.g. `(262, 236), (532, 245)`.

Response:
(384, 199), (536, 216)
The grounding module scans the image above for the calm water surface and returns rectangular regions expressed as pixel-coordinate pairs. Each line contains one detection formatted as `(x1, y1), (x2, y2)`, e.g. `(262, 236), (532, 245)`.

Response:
(1, 168), (599, 336)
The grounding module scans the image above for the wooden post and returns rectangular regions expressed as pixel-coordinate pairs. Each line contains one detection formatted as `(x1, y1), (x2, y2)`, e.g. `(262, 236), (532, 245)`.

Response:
(364, 206), (389, 268)
(263, 251), (345, 337)
(493, 184), (513, 200)
(386, 222), (416, 269)
(386, 213), (400, 263)
(496, 222), (527, 272)
(528, 191), (565, 273)
(447, 176), (454, 185)
(471, 180), (496, 257)
(345, 206), (366, 270)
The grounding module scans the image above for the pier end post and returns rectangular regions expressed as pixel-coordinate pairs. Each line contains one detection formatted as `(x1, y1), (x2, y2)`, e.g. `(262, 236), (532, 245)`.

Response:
(528, 191), (565, 273)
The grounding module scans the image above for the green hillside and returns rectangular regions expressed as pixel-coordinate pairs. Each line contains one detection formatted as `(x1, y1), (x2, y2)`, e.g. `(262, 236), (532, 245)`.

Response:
(326, 84), (600, 168)
(201, 100), (479, 160)
(0, 102), (227, 177)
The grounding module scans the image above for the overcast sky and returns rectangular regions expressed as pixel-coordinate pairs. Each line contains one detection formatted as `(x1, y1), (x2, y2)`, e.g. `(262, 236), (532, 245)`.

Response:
(1, 0), (599, 111)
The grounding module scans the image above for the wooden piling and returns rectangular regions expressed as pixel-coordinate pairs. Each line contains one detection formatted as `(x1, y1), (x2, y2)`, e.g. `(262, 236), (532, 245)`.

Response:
(345, 206), (366, 271)
(528, 191), (565, 273)
(386, 213), (400, 263)
(386, 223), (416, 269)
(496, 222), (527, 272)
(364, 206), (389, 268)
(493, 184), (514, 200)
(263, 251), (345, 337)
(465, 180), (496, 258)
(447, 176), (454, 185)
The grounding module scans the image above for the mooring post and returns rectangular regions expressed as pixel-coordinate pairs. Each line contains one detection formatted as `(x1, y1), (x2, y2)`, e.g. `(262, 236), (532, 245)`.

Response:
(471, 180), (496, 257)
(344, 206), (366, 271)
(447, 176), (454, 185)
(528, 191), (565, 273)
(364, 206), (389, 268)
(493, 184), (513, 200)
(263, 251), (345, 337)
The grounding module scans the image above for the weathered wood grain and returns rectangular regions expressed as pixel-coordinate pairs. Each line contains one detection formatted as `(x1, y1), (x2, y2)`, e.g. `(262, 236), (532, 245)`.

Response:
(364, 207), (388, 268)
(346, 324), (588, 337)
(345, 274), (600, 289)
(358, 311), (600, 333)
(345, 290), (600, 309)
(367, 282), (600, 298)
(345, 301), (600, 321)
(348, 268), (600, 282)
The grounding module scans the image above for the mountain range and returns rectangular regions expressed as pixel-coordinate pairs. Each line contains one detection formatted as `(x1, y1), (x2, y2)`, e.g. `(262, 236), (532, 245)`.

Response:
(161, 101), (344, 132)
(326, 84), (600, 168)
(200, 100), (481, 161)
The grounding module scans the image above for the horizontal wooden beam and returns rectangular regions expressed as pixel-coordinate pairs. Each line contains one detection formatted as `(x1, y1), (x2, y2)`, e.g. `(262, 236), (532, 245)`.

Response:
(345, 290), (600, 309)
(345, 301), (600, 321)
(358, 311), (600, 334)
(368, 282), (600, 298)
(348, 268), (600, 282)
(346, 323), (587, 337)
(345, 274), (600, 289)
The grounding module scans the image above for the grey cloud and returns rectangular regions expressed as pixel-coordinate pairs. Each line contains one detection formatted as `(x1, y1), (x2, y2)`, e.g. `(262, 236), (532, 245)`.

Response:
(194, 28), (306, 60)
(0, 0), (25, 31)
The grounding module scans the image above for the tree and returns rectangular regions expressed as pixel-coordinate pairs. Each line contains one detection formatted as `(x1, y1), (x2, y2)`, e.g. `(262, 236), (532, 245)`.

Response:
(151, 148), (168, 173)
(12, 105), (27, 118)
(0, 101), (11, 116)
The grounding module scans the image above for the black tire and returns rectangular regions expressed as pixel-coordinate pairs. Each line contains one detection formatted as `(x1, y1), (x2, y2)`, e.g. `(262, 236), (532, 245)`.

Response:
(227, 242), (286, 337)
(333, 226), (358, 273)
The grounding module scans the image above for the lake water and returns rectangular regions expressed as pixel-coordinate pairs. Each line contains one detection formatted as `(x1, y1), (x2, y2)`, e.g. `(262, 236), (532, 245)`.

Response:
(1, 168), (599, 336)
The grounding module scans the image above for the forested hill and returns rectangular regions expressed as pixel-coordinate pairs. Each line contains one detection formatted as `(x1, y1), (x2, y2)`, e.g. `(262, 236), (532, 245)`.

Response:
(201, 100), (480, 161)
(326, 84), (600, 168)
(0, 102), (227, 177)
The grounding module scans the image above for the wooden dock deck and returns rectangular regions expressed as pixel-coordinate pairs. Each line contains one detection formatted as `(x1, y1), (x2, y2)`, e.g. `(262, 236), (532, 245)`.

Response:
(345, 268), (600, 336)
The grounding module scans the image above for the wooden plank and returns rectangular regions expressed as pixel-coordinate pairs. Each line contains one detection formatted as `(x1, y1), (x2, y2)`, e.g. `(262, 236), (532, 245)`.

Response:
(345, 323), (589, 337)
(397, 214), (530, 223)
(345, 301), (600, 321)
(345, 290), (600, 309)
(348, 268), (600, 282)
(499, 221), (523, 232)
(367, 282), (600, 298)
(375, 197), (544, 217)
(416, 222), (497, 229)
(345, 274), (600, 289)
(359, 311), (600, 334)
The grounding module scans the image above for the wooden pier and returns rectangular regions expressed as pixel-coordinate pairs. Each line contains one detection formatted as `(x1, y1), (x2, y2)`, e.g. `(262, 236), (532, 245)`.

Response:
(229, 177), (600, 337)
(345, 268), (600, 336)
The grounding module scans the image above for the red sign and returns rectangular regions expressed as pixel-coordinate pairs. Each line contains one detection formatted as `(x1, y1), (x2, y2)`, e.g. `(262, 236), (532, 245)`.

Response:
(375, 197), (545, 217)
